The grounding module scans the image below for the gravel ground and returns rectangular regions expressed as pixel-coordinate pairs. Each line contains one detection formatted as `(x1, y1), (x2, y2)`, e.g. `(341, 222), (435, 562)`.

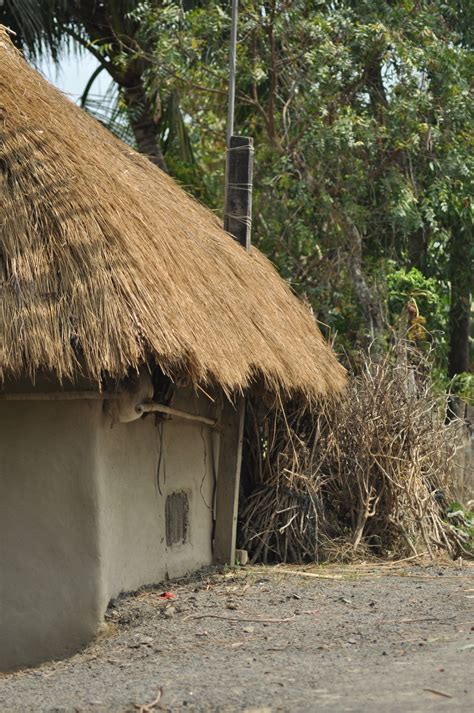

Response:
(1, 561), (473, 712)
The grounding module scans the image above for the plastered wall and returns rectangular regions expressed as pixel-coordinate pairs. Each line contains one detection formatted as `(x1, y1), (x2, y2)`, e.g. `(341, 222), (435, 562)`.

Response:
(0, 388), (217, 671)
(97, 388), (216, 598)
(0, 400), (103, 671)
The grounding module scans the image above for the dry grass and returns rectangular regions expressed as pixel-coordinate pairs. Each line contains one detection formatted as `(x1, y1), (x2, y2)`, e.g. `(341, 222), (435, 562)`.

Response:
(240, 344), (469, 563)
(0, 29), (345, 399)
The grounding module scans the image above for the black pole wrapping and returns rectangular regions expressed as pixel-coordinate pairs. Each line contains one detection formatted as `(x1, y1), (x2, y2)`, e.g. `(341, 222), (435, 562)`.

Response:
(224, 135), (254, 251)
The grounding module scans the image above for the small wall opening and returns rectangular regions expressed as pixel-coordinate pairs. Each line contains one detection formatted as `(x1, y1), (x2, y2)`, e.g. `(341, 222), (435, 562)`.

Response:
(165, 491), (190, 546)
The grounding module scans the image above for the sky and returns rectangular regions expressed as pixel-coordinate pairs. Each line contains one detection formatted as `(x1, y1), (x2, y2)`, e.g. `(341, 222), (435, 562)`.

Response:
(37, 48), (108, 104)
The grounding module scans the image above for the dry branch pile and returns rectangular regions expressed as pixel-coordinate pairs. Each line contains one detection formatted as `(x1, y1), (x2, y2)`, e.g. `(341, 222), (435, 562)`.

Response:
(239, 346), (469, 563)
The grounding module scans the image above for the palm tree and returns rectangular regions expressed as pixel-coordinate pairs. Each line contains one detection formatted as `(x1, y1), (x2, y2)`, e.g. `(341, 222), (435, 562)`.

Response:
(0, 1), (169, 170)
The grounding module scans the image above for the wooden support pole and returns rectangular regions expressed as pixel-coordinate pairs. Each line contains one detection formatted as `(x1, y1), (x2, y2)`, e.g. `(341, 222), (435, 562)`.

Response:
(217, 16), (252, 564)
(224, 135), (253, 251)
(213, 396), (245, 565)
(219, 137), (252, 562)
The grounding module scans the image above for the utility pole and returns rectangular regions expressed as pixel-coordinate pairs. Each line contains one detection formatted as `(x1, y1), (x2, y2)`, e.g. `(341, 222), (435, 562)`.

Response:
(223, 0), (253, 252)
(214, 1), (252, 567)
(226, 0), (238, 147)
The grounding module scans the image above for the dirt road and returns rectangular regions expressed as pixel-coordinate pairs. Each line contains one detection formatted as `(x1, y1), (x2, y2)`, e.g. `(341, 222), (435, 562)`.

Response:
(1, 561), (473, 712)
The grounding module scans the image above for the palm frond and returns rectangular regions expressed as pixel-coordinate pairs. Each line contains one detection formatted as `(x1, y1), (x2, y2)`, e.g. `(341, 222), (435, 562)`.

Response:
(82, 79), (136, 147)
(0, 1), (70, 58)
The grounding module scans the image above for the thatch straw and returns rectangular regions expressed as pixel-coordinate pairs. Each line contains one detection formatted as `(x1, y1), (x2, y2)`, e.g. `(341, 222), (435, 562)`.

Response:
(0, 29), (345, 398)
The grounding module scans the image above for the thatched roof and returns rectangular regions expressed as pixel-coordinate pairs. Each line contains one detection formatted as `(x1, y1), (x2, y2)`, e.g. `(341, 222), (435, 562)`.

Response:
(0, 30), (345, 398)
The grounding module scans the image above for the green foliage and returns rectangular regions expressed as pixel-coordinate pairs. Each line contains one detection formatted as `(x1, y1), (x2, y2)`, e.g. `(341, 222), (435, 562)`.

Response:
(450, 372), (474, 404)
(386, 266), (449, 350)
(3, 0), (472, 379)
(130, 0), (473, 369)
(446, 502), (474, 552)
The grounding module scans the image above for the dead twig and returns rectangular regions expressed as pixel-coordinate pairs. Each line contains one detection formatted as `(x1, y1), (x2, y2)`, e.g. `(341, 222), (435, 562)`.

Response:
(135, 687), (164, 712)
(422, 688), (453, 699)
(182, 613), (296, 623)
(380, 615), (457, 625)
(252, 567), (343, 580)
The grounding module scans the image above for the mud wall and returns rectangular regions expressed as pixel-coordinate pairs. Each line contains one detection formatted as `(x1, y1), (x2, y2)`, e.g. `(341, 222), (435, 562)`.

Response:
(0, 388), (216, 671)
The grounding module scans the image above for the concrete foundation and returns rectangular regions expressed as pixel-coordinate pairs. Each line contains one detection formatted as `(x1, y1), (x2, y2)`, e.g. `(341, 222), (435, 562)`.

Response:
(0, 388), (216, 671)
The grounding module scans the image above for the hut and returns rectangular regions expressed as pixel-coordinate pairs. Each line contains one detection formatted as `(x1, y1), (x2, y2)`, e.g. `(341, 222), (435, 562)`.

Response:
(0, 30), (346, 671)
